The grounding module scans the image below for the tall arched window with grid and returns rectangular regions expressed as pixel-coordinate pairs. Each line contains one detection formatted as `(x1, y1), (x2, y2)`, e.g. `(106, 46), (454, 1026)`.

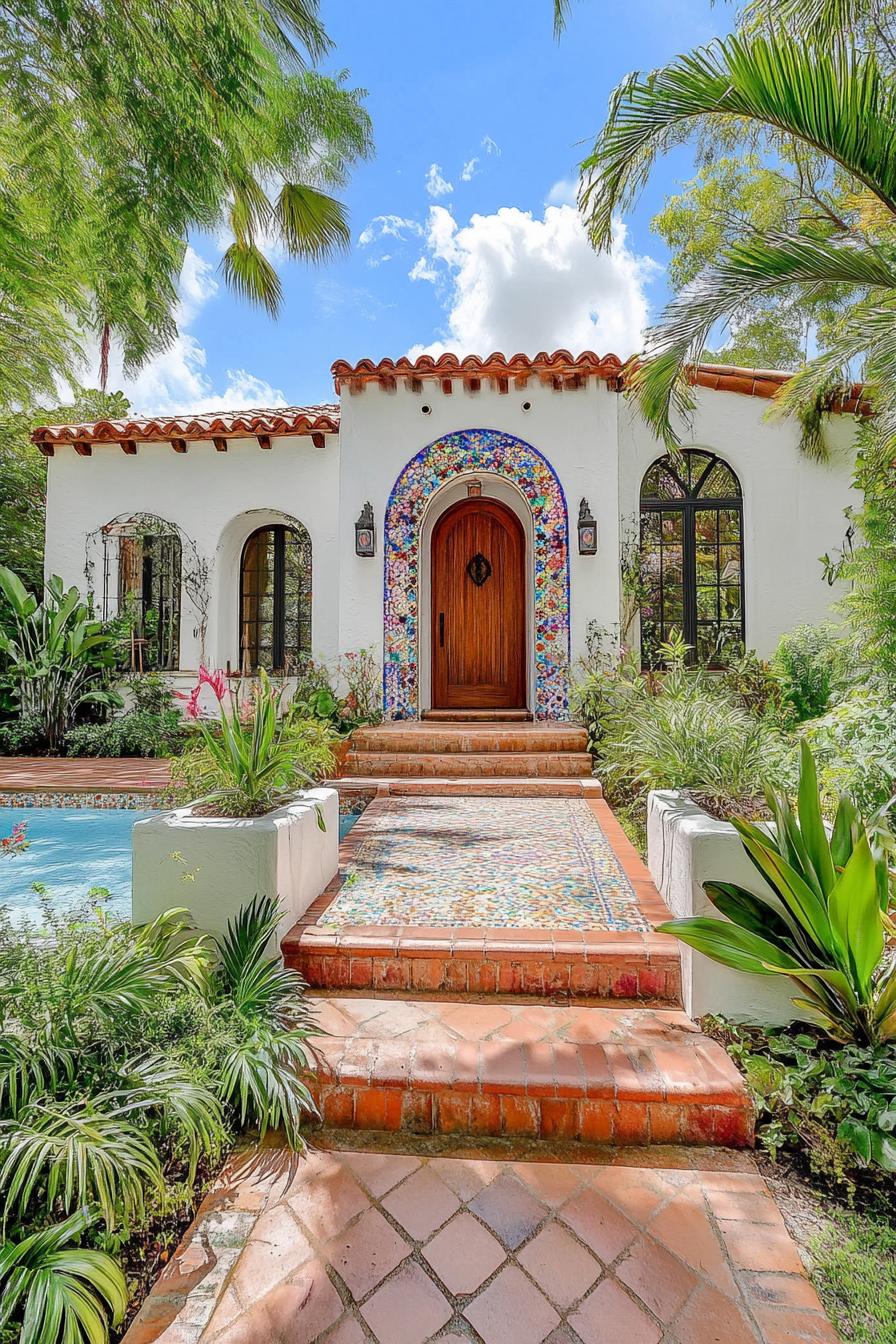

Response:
(639, 450), (744, 667)
(239, 523), (312, 673)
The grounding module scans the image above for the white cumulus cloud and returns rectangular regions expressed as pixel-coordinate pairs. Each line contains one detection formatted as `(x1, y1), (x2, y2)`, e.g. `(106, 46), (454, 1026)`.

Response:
(408, 203), (658, 359)
(82, 246), (288, 416)
(481, 136), (501, 156)
(460, 157), (479, 182)
(425, 163), (453, 198)
(358, 214), (424, 246)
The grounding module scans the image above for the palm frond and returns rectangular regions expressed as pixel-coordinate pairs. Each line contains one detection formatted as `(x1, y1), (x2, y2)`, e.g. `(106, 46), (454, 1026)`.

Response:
(0, 1209), (127, 1344)
(219, 1025), (318, 1147)
(0, 1105), (163, 1229)
(630, 231), (896, 444)
(216, 895), (311, 1017)
(112, 1056), (224, 1180)
(581, 34), (896, 250)
(274, 183), (350, 261)
(220, 240), (283, 316)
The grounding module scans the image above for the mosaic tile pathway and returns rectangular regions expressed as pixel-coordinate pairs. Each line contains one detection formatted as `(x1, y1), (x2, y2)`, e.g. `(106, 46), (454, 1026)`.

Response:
(317, 797), (650, 932)
(127, 1144), (837, 1344)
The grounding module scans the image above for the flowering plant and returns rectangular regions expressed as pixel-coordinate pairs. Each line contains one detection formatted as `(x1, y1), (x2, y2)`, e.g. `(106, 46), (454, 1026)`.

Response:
(0, 820), (29, 856)
(174, 667), (336, 817)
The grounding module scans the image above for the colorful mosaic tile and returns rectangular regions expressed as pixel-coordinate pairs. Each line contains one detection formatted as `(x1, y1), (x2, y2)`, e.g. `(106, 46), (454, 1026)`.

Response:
(317, 797), (649, 932)
(383, 429), (571, 721)
(0, 790), (173, 810)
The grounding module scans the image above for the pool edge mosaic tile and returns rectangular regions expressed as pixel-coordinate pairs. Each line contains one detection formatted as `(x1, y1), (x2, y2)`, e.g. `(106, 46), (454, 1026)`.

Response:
(383, 429), (571, 721)
(317, 796), (650, 932)
(0, 790), (174, 810)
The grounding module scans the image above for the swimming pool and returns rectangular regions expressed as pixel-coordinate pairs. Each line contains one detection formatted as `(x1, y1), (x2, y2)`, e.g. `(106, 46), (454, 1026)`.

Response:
(0, 806), (360, 922)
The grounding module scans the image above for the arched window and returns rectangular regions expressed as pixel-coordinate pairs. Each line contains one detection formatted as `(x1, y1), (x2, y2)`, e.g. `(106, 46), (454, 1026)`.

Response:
(102, 516), (182, 670)
(639, 450), (744, 667)
(239, 523), (312, 673)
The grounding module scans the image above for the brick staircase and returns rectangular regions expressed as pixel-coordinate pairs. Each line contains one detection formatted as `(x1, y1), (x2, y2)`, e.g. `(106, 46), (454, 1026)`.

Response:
(342, 720), (594, 781)
(290, 791), (754, 1153)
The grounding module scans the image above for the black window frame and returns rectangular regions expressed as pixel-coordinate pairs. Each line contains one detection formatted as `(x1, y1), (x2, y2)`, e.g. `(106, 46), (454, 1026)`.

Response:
(239, 523), (312, 674)
(639, 450), (744, 668)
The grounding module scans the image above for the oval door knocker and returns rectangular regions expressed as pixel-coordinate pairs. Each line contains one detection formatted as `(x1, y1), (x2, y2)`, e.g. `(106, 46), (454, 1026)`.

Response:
(466, 552), (492, 587)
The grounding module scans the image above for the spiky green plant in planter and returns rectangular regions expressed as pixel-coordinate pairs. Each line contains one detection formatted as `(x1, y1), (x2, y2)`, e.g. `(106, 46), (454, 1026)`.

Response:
(660, 743), (896, 1045)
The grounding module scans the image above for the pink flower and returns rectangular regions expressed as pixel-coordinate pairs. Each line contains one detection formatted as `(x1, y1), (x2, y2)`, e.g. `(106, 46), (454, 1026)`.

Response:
(198, 665), (227, 700)
(183, 686), (202, 720)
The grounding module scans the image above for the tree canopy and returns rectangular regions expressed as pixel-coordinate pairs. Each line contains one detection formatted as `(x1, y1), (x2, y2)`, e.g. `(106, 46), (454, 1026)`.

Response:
(0, 0), (372, 405)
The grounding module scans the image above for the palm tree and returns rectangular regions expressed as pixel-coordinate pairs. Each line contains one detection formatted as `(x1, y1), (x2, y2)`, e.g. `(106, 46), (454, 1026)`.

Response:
(569, 32), (896, 456)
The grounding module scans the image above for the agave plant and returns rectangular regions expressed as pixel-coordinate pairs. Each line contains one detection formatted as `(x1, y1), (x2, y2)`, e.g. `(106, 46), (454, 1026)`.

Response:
(660, 743), (896, 1043)
(0, 566), (120, 751)
(0, 1209), (127, 1344)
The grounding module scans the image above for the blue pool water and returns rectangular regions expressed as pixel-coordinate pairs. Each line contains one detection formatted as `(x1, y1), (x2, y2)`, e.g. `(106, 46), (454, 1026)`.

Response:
(0, 807), (361, 922)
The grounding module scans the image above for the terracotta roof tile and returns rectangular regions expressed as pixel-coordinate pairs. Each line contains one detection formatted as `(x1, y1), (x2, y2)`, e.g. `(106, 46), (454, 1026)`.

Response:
(31, 404), (340, 453)
(331, 350), (625, 391)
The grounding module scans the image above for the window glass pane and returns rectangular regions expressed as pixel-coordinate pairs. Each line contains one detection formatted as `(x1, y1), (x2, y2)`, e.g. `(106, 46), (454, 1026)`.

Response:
(683, 451), (713, 491)
(642, 463), (685, 500)
(698, 460), (741, 499)
(240, 524), (312, 672)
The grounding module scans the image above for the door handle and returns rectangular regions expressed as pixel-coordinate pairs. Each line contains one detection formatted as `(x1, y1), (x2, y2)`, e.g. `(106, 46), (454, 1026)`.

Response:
(439, 613), (445, 648)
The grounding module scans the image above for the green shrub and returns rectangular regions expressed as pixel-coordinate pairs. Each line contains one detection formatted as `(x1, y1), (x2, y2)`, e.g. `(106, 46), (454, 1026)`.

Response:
(65, 709), (186, 758)
(772, 622), (851, 721)
(0, 894), (318, 1341)
(800, 690), (896, 816)
(0, 714), (45, 756)
(291, 648), (382, 733)
(714, 1020), (896, 1182)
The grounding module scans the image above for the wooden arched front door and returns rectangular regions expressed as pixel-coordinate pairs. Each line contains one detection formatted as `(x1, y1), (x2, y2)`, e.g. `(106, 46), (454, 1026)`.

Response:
(431, 498), (526, 710)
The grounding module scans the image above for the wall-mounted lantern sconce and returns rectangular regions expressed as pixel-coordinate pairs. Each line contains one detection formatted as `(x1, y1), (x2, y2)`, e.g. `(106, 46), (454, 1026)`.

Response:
(355, 502), (375, 557)
(466, 479), (482, 498)
(577, 498), (598, 555)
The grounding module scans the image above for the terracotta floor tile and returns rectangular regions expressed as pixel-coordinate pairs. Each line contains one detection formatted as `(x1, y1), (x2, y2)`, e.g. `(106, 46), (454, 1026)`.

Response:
(510, 1161), (586, 1209)
(559, 1188), (638, 1264)
(287, 1166), (370, 1241)
(360, 1261), (453, 1344)
(336, 1151), (421, 1199)
(717, 1219), (806, 1276)
(468, 1173), (547, 1250)
(325, 1207), (410, 1299)
(226, 1207), (313, 1305)
(422, 1211), (507, 1295)
(674, 1284), (765, 1344)
(381, 1165), (461, 1240)
(212, 1263), (343, 1344)
(568, 1278), (662, 1344)
(427, 1156), (500, 1202)
(615, 1235), (699, 1323)
(463, 1265), (560, 1344)
(319, 1316), (367, 1344)
(517, 1223), (601, 1309)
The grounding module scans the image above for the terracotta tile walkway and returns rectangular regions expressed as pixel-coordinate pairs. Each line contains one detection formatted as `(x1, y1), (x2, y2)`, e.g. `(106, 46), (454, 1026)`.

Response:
(0, 755), (172, 792)
(127, 1144), (837, 1344)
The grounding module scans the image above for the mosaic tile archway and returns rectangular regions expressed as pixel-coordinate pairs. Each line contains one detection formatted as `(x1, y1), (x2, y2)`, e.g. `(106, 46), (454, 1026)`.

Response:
(383, 428), (570, 720)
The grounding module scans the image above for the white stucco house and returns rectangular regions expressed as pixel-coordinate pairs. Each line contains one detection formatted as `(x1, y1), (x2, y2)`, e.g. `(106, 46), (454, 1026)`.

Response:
(35, 350), (859, 721)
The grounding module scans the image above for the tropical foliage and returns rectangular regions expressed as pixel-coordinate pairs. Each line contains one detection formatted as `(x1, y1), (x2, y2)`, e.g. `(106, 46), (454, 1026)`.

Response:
(0, 1), (372, 405)
(291, 648), (383, 734)
(0, 893), (318, 1342)
(173, 666), (336, 815)
(0, 567), (120, 753)
(660, 743), (896, 1045)
(64, 675), (189, 759)
(715, 1021), (896, 1179)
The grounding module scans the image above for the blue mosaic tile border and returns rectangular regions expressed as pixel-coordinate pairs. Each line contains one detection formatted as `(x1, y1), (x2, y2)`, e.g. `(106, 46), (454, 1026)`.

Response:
(0, 790), (174, 810)
(383, 428), (571, 721)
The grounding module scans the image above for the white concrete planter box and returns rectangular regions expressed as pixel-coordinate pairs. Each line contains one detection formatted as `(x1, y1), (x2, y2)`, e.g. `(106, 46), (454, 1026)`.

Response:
(132, 787), (339, 943)
(647, 790), (799, 1026)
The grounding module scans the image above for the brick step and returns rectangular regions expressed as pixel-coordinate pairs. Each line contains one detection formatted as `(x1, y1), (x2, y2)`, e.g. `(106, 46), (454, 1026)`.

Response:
(351, 723), (588, 754)
(423, 707), (533, 721)
(284, 925), (681, 1004)
(344, 751), (594, 778)
(309, 997), (753, 1148)
(386, 778), (603, 797)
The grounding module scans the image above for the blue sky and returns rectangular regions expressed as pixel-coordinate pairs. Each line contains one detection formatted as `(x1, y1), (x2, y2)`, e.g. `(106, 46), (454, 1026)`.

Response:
(111, 0), (731, 415)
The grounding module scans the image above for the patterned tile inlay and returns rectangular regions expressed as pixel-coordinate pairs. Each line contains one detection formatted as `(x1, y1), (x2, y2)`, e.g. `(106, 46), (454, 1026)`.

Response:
(318, 797), (649, 931)
(383, 429), (571, 721)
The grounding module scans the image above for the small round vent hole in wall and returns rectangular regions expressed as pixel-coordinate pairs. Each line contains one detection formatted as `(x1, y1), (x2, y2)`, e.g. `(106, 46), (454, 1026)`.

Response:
(421, 404), (432, 415)
(522, 400), (532, 411)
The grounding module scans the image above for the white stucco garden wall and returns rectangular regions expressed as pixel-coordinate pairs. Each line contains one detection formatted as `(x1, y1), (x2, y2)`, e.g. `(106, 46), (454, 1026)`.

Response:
(618, 390), (859, 658)
(647, 789), (800, 1025)
(131, 786), (339, 942)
